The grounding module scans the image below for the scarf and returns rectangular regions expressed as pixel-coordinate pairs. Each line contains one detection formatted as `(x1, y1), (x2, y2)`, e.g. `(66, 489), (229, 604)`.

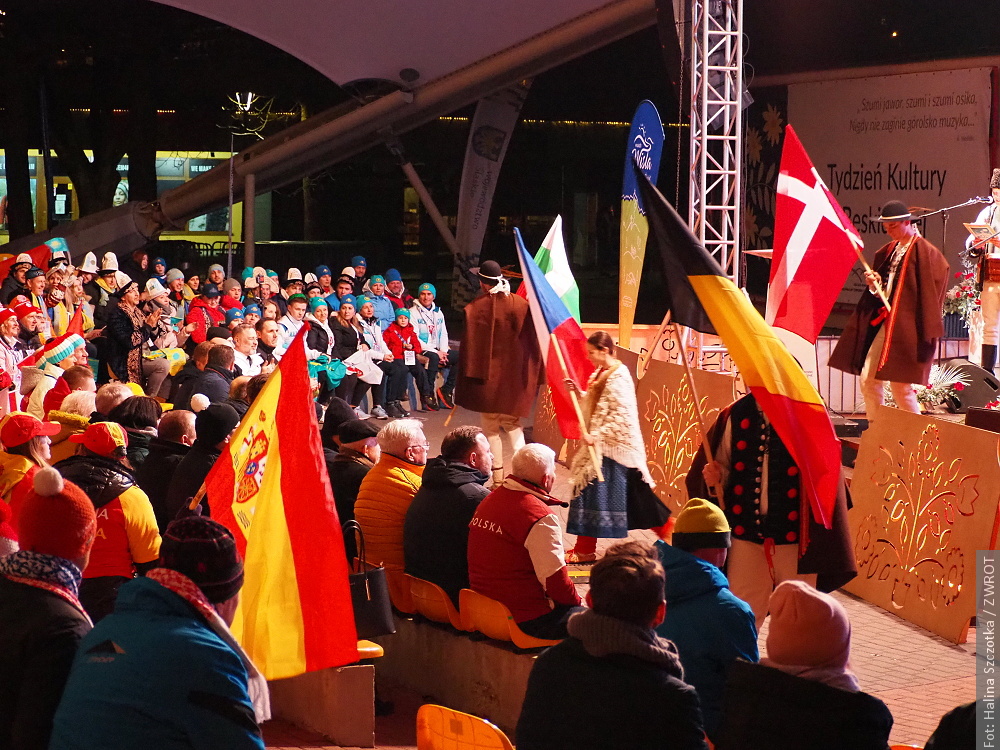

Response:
(582, 361), (620, 431)
(488, 278), (511, 295)
(147, 568), (271, 723)
(567, 608), (685, 678)
(0, 549), (90, 624)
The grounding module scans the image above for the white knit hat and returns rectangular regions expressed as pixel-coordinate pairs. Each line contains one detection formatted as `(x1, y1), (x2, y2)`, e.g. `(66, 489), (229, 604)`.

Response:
(145, 278), (168, 297)
(100, 252), (119, 272)
(78, 252), (99, 274)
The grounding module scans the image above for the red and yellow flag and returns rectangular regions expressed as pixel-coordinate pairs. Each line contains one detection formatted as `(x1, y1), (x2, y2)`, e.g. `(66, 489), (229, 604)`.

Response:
(207, 327), (358, 679)
(636, 167), (840, 529)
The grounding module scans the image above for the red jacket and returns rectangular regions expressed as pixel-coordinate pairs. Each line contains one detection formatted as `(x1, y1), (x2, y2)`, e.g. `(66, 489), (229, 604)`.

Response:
(185, 297), (226, 344)
(467, 478), (580, 623)
(383, 321), (421, 360)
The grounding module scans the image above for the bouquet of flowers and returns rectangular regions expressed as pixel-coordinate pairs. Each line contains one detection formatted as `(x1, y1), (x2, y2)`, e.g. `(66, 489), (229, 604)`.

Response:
(942, 270), (980, 324)
(884, 363), (971, 409)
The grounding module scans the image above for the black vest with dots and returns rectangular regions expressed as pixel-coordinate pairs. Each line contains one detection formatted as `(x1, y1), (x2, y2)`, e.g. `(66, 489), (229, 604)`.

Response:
(722, 396), (802, 546)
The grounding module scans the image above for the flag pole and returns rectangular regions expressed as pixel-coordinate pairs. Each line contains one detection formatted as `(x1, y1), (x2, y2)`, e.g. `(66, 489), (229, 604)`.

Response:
(669, 325), (724, 506)
(188, 483), (207, 511)
(638, 309), (674, 379)
(849, 241), (892, 312)
(550, 333), (604, 483)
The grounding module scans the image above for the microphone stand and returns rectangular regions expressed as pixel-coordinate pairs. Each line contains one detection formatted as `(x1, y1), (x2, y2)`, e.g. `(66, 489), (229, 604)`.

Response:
(913, 196), (993, 251)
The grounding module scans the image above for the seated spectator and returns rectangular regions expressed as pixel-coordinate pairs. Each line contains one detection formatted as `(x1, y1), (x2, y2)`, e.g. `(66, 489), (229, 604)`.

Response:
(232, 324), (265, 377)
(409, 282), (457, 408)
(91, 382), (131, 423)
(0, 467), (97, 749)
(365, 275), (396, 330)
(925, 701), (974, 749)
(136, 410), (196, 532)
(169, 340), (213, 402)
(25, 333), (86, 420)
(384, 268), (413, 310)
(164, 404), (240, 519)
(107, 396), (162, 470)
(226, 376), (252, 419)
(655, 497), (758, 741)
(242, 303), (261, 328)
(42, 364), (96, 419)
(517, 540), (708, 750)
(51, 516), (267, 749)
(354, 419), (427, 580)
(55, 422), (161, 623)
(320, 398), (360, 456)
(324, 275), (356, 311)
(0, 412), (60, 513)
(716, 581), (893, 750)
(383, 308), (436, 412)
(185, 283), (226, 346)
(220, 278), (243, 311)
(349, 256), (368, 295)
(277, 294), (309, 351)
(467, 443), (582, 640)
(404, 425), (491, 605)
(328, 419), (380, 562)
(255, 318), (284, 363)
(174, 345), (236, 411)
(49, 390), (97, 463)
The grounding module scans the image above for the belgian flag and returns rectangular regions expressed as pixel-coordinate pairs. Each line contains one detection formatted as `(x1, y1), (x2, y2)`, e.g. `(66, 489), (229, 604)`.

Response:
(635, 166), (840, 529)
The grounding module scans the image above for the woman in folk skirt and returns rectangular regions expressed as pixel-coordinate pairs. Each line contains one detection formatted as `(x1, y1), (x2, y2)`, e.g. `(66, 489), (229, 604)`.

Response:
(565, 330), (661, 563)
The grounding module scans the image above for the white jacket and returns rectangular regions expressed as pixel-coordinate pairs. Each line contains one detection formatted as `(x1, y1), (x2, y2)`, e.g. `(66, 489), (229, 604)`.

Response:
(409, 302), (448, 353)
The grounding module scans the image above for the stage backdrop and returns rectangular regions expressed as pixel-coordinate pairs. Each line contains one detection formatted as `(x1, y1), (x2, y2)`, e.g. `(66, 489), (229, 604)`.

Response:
(788, 67), (993, 309)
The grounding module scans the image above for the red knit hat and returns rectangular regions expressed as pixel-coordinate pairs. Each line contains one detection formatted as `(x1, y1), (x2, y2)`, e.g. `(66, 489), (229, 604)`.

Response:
(17, 467), (96, 562)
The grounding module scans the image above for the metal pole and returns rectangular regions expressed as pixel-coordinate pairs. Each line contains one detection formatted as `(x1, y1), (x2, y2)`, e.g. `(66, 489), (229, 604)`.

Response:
(244, 172), (255, 268)
(227, 133), (235, 277)
(398, 160), (461, 257)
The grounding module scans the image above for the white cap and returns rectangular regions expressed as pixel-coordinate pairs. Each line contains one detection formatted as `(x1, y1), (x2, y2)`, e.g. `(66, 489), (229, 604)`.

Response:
(14, 253), (32, 265)
(78, 252), (99, 274)
(145, 278), (168, 297)
(341, 266), (356, 278)
(304, 272), (317, 284)
(286, 267), (302, 281)
(114, 271), (132, 288)
(101, 252), (119, 272)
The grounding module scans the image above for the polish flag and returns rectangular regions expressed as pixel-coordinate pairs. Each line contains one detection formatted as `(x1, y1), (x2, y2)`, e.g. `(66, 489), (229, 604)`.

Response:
(768, 125), (862, 344)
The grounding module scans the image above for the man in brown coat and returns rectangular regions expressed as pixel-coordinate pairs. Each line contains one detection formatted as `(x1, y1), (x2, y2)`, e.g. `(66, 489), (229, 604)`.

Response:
(456, 260), (542, 484)
(829, 200), (949, 423)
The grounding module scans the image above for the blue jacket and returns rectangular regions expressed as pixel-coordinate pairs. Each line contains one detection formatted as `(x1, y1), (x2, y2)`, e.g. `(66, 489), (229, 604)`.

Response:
(655, 540), (758, 741)
(368, 293), (396, 332)
(50, 577), (263, 750)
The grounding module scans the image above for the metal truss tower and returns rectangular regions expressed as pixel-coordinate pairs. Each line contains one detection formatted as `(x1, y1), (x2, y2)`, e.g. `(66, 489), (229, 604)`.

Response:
(688, 0), (744, 286)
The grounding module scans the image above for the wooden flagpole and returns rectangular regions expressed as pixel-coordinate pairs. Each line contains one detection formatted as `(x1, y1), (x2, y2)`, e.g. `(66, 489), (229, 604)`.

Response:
(550, 333), (604, 483)
(848, 240), (892, 312)
(670, 325), (724, 505)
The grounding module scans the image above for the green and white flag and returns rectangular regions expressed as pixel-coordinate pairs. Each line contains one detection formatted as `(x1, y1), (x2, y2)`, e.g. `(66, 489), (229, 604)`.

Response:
(518, 215), (581, 322)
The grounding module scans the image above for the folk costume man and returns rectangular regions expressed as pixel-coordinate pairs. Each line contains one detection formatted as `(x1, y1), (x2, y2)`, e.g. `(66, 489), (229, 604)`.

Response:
(967, 169), (1000, 374)
(829, 199), (949, 422)
(687, 392), (856, 629)
(455, 260), (542, 485)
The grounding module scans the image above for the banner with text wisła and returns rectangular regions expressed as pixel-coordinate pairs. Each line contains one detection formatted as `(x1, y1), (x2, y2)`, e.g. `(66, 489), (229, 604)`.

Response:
(788, 67), (992, 310)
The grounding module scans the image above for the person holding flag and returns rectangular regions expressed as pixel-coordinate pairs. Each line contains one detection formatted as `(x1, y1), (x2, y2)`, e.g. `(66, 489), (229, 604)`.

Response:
(564, 331), (661, 563)
(829, 200), (950, 422)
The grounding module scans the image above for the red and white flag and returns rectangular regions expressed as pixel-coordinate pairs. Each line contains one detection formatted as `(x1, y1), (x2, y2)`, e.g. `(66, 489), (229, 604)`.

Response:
(768, 125), (862, 344)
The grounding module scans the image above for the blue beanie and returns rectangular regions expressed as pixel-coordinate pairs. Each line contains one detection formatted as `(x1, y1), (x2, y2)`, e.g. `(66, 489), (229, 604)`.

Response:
(315, 265), (332, 278)
(339, 294), (357, 309)
(370, 275), (386, 286)
(308, 296), (329, 313)
(355, 294), (372, 308)
(241, 267), (254, 282)
(418, 282), (437, 297)
(242, 304), (261, 318)
(153, 257), (166, 269)
(225, 308), (244, 323)
(385, 268), (402, 283)
(350, 256), (366, 267)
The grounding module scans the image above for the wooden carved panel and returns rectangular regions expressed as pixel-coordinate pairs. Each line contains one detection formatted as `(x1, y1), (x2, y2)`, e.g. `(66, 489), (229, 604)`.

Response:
(845, 406), (1000, 644)
(635, 359), (741, 513)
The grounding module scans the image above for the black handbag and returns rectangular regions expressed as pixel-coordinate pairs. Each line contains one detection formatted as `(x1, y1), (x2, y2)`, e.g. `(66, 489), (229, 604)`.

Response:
(343, 520), (396, 639)
(625, 468), (672, 530)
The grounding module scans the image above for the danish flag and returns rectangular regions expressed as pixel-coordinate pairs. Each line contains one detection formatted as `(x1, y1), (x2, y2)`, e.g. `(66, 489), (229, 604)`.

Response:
(768, 125), (863, 343)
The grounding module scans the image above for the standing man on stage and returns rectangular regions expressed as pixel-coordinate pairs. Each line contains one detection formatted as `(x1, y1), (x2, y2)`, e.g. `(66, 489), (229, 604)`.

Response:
(967, 169), (1000, 374)
(456, 261), (542, 486)
(829, 199), (950, 422)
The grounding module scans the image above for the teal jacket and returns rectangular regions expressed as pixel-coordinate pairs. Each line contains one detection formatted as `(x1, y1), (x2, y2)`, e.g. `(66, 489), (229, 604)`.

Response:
(655, 540), (758, 741)
(50, 577), (263, 750)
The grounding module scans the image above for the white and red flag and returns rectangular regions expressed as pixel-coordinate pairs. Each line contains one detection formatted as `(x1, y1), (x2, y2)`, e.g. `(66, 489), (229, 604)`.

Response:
(768, 124), (862, 344)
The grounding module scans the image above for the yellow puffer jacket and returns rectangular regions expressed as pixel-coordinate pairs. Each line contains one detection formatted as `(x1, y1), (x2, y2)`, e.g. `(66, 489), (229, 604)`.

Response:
(48, 410), (91, 464)
(354, 453), (424, 573)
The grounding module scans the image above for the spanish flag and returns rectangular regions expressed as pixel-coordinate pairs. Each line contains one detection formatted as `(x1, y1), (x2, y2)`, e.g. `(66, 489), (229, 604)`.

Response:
(635, 167), (839, 529)
(207, 327), (358, 679)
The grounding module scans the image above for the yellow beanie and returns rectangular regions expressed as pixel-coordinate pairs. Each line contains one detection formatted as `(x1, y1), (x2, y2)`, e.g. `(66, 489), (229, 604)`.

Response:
(672, 497), (731, 551)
